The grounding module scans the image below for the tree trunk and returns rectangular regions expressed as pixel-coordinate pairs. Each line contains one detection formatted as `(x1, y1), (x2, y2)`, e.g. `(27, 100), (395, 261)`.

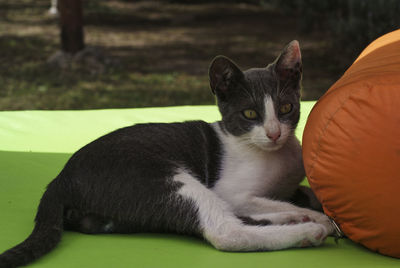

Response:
(59, 0), (84, 54)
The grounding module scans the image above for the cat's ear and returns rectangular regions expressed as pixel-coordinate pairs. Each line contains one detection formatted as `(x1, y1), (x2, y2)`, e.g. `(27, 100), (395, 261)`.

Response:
(209, 56), (243, 96)
(273, 40), (302, 83)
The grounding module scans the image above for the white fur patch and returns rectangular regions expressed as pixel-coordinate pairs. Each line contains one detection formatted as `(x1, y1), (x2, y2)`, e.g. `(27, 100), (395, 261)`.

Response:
(174, 169), (238, 236)
(173, 168), (328, 251)
(264, 95), (280, 136)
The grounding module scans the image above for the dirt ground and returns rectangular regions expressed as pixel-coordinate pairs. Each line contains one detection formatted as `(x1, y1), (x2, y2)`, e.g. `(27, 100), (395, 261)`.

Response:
(0, 0), (346, 110)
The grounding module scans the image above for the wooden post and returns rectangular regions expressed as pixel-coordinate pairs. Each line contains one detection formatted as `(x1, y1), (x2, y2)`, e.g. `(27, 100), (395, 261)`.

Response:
(58, 0), (84, 54)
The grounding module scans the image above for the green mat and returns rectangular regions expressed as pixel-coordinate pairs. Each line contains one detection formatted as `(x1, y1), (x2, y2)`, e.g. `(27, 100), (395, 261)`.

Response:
(0, 102), (399, 267)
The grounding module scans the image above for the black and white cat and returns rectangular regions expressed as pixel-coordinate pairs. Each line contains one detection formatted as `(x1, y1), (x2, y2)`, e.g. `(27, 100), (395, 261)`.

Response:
(0, 41), (333, 267)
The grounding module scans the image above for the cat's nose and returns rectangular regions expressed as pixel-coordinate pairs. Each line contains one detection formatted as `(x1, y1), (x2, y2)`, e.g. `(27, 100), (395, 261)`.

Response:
(267, 131), (281, 142)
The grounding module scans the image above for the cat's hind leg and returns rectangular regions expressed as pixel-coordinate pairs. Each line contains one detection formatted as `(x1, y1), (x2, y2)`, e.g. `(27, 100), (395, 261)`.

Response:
(173, 170), (328, 251)
(289, 186), (323, 212)
(64, 209), (115, 234)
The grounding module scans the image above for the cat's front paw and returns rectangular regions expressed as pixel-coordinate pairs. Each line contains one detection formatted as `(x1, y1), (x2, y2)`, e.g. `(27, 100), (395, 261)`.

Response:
(303, 210), (335, 236)
(296, 222), (328, 248)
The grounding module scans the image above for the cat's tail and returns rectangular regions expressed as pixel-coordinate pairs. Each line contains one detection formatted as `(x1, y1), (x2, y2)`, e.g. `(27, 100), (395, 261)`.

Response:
(0, 180), (64, 268)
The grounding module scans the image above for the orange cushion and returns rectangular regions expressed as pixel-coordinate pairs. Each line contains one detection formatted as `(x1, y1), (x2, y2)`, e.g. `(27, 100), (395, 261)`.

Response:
(302, 29), (400, 258)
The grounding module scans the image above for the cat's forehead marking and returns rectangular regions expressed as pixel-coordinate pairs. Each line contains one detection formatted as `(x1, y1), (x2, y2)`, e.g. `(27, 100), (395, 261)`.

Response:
(263, 96), (280, 135)
(264, 96), (277, 122)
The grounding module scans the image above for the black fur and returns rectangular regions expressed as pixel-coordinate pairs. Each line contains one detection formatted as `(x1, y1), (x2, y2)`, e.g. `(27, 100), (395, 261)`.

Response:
(0, 41), (305, 267)
(290, 186), (323, 212)
(0, 122), (221, 267)
(60, 120), (223, 235)
(238, 216), (272, 226)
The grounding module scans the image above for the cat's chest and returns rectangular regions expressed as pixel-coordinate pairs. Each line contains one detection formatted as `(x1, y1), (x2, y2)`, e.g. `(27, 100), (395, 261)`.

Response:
(211, 126), (304, 203)
(214, 150), (290, 198)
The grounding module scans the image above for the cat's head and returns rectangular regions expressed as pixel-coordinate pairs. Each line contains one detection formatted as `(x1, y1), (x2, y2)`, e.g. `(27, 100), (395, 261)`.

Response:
(209, 40), (302, 151)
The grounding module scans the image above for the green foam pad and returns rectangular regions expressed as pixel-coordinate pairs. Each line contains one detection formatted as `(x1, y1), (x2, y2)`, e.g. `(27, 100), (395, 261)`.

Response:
(0, 102), (399, 267)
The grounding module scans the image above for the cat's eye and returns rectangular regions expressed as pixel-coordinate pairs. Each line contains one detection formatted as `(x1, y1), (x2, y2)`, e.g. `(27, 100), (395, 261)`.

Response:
(279, 103), (292, 114)
(242, 109), (258, 120)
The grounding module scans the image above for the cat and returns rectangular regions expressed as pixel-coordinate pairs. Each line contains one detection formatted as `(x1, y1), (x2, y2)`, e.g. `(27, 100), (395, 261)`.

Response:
(0, 40), (334, 267)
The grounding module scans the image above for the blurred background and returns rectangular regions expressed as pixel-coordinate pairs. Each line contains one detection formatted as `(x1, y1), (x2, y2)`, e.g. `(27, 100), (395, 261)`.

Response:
(1, 0), (399, 110)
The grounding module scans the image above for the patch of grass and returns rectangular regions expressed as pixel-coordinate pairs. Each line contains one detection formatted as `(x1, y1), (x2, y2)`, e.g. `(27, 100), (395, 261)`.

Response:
(0, 0), (344, 110)
(0, 58), (214, 110)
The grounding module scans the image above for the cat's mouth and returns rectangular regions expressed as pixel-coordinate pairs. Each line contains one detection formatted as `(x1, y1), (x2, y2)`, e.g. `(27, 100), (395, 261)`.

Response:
(241, 135), (286, 152)
(254, 140), (285, 151)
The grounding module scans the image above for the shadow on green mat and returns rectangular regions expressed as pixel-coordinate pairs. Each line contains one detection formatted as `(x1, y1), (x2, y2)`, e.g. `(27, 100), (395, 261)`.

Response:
(0, 150), (399, 268)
